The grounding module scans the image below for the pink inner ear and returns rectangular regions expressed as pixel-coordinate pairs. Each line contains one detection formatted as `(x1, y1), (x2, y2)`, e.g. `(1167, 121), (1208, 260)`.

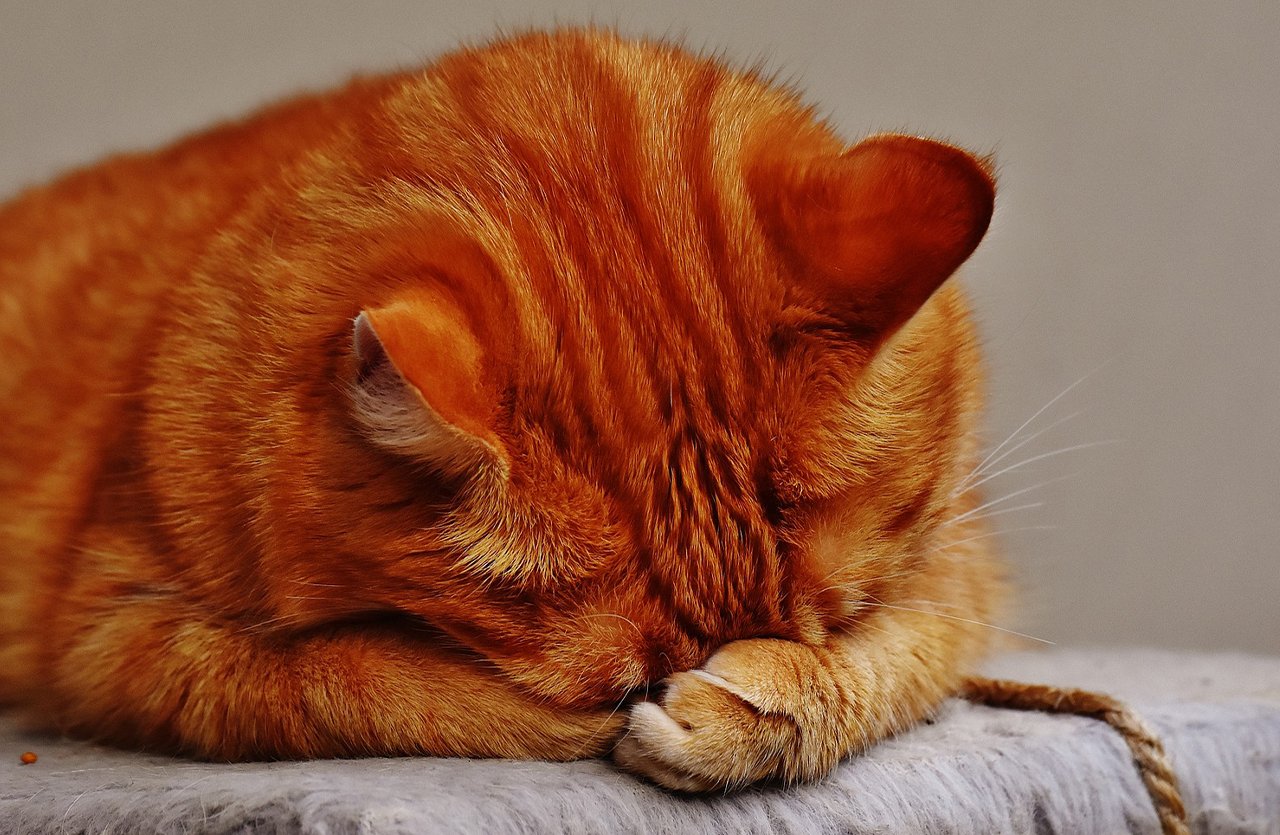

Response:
(761, 134), (995, 339)
(357, 289), (498, 445)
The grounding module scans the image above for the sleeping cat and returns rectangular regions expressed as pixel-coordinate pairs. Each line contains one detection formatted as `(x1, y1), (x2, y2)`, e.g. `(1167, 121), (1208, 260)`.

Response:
(0, 28), (1002, 790)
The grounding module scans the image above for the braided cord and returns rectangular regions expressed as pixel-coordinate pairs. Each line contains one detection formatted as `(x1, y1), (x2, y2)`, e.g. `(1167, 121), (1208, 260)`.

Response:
(962, 676), (1189, 835)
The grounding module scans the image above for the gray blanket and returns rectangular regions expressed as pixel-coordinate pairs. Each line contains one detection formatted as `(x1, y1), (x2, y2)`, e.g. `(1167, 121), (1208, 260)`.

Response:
(2, 648), (1278, 834)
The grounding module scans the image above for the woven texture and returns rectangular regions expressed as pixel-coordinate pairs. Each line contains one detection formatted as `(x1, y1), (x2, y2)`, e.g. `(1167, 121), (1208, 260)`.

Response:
(962, 675), (1190, 834)
(2, 648), (1278, 835)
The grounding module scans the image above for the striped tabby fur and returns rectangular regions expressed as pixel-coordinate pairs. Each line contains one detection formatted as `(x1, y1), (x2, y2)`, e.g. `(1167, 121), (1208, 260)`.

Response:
(0, 29), (1002, 790)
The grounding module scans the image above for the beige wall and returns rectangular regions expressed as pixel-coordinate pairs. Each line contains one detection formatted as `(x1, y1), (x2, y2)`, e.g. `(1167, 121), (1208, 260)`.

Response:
(3, 2), (1276, 653)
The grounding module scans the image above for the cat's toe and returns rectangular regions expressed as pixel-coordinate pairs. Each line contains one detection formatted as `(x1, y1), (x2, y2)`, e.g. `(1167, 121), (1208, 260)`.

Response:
(611, 706), (719, 793)
(612, 667), (797, 791)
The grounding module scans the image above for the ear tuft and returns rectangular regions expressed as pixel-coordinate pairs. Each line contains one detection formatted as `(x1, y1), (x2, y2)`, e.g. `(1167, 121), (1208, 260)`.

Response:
(353, 311), (390, 382)
(349, 293), (505, 479)
(756, 133), (995, 340)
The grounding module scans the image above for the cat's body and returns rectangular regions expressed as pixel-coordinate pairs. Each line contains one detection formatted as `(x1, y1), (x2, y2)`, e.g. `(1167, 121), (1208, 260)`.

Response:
(0, 30), (1002, 789)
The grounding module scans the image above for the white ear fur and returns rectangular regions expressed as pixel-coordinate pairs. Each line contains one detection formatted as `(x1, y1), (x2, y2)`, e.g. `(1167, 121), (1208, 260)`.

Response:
(349, 312), (500, 477)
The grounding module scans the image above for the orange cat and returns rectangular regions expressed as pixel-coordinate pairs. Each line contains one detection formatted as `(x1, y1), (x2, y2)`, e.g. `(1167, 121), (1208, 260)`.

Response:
(0, 29), (1002, 790)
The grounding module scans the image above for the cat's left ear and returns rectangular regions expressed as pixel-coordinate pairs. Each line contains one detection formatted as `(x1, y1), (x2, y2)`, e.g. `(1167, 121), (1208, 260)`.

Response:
(349, 290), (507, 479)
(755, 133), (995, 341)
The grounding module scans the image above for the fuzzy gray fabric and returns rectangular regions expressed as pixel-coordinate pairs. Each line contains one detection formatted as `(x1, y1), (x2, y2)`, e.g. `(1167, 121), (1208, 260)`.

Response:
(2, 648), (1278, 834)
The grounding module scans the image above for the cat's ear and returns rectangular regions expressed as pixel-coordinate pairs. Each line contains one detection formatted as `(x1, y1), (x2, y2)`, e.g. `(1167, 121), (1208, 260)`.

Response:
(757, 133), (994, 340)
(350, 290), (506, 478)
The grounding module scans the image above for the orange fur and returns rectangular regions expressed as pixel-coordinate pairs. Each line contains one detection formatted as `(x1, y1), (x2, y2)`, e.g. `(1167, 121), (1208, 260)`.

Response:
(0, 29), (1004, 788)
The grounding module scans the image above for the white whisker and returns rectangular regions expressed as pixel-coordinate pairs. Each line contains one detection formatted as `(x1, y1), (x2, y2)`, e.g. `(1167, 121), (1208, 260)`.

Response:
(572, 682), (634, 760)
(946, 501), (1043, 527)
(928, 525), (1058, 554)
(571, 611), (645, 641)
(817, 565), (921, 587)
(957, 439), (1121, 498)
(952, 409), (1083, 496)
(967, 364), (1106, 487)
(236, 614), (305, 635)
(945, 472), (1079, 529)
(868, 600), (1054, 645)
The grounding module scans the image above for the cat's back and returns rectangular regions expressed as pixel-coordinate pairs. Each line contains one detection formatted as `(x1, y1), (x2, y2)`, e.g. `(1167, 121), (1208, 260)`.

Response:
(0, 74), (394, 660)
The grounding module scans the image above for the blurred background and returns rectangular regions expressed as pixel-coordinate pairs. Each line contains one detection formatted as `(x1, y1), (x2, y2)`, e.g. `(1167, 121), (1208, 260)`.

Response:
(2, 2), (1275, 652)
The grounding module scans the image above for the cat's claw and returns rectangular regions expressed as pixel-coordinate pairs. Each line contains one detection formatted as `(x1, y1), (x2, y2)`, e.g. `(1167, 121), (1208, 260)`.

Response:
(612, 639), (842, 791)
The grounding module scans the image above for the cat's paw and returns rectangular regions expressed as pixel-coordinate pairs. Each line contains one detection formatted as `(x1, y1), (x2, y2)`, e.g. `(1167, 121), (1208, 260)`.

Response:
(612, 639), (847, 791)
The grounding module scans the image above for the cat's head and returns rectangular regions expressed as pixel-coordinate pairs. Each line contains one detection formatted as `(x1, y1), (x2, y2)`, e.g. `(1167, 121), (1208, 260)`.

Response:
(234, 31), (994, 706)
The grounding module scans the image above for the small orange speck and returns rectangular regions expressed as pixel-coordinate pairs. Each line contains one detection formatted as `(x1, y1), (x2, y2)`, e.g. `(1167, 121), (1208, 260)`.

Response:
(19, 752), (37, 765)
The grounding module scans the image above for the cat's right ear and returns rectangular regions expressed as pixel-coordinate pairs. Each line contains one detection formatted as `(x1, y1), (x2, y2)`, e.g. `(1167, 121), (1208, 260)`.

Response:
(752, 132), (994, 343)
(349, 290), (507, 479)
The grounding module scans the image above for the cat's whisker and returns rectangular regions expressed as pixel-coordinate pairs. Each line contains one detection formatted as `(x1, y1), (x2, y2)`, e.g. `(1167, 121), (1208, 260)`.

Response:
(955, 439), (1121, 499)
(964, 409), (1084, 482)
(605, 677), (652, 757)
(951, 409), (1083, 497)
(818, 565), (953, 612)
(811, 568), (926, 600)
(235, 613), (308, 635)
(927, 525), (1058, 554)
(866, 599), (1054, 646)
(813, 582), (870, 599)
(570, 684), (635, 760)
(569, 611), (646, 642)
(962, 363), (1106, 490)
(899, 596), (1001, 614)
(942, 472), (1078, 530)
(816, 564), (922, 588)
(943, 501), (1044, 528)
(843, 613), (900, 643)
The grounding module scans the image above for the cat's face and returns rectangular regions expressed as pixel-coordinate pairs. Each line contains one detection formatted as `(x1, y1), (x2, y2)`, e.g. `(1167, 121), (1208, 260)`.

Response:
(235, 33), (993, 708)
